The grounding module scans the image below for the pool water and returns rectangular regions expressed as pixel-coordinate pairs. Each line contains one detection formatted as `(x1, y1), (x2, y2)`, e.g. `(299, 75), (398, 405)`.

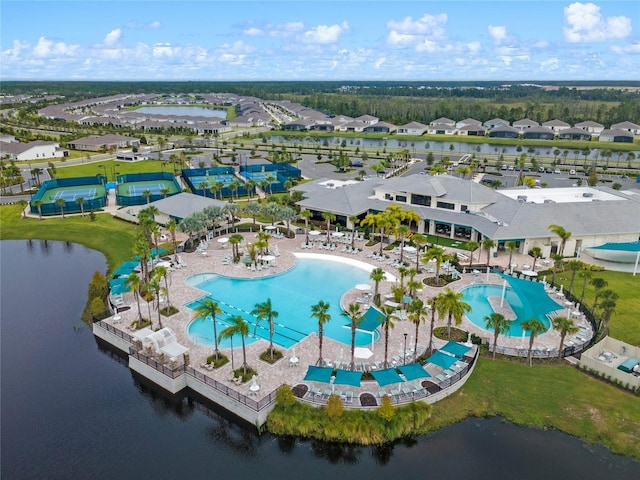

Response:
(187, 258), (377, 348)
(461, 283), (559, 336)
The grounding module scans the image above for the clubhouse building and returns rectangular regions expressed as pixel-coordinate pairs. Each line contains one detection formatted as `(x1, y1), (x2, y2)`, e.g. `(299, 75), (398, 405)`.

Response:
(293, 174), (640, 260)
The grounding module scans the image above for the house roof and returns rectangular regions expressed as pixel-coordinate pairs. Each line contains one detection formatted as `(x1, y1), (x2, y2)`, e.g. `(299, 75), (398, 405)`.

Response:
(149, 192), (227, 220)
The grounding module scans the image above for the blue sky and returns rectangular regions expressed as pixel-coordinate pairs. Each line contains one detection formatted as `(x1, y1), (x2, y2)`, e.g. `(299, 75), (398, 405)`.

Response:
(1, 1), (639, 81)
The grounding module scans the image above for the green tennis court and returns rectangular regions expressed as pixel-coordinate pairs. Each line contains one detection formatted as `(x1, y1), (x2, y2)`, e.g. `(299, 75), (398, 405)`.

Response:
(117, 179), (179, 197)
(44, 184), (105, 202)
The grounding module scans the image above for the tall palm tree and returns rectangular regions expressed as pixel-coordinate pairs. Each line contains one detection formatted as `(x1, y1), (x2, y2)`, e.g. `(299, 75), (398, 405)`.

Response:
(193, 298), (223, 360)
(243, 201), (263, 231)
(435, 287), (471, 339)
(148, 278), (162, 328)
(465, 240), (480, 267)
(142, 189), (152, 205)
(153, 265), (171, 307)
(75, 196), (86, 217)
(521, 318), (546, 367)
(548, 224), (572, 257)
(530, 246), (542, 271)
(505, 241), (518, 269)
(32, 199), (43, 221)
(411, 233), (428, 272)
(578, 268), (593, 305)
(369, 267), (386, 306)
(252, 298), (279, 360)
(421, 245), (450, 285)
(482, 238), (496, 265)
(484, 312), (511, 360)
(378, 305), (399, 368)
(550, 253), (564, 286)
(322, 211), (336, 245)
(218, 315), (250, 375)
(55, 198), (66, 218)
(348, 215), (359, 249)
(565, 260), (583, 295)
(551, 316), (578, 362)
(408, 298), (428, 361)
(310, 300), (331, 366)
(299, 208), (312, 245)
(396, 224), (410, 263)
(229, 233), (244, 259)
(341, 303), (362, 370)
(17, 199), (28, 219)
(125, 272), (142, 321)
(590, 277), (608, 311)
(167, 218), (178, 263)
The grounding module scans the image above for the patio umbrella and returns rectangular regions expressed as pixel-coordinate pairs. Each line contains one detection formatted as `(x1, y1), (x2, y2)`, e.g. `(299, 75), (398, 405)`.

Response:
(439, 340), (472, 358)
(303, 365), (333, 383)
(425, 350), (458, 370)
(398, 363), (431, 381)
(371, 367), (404, 387)
(333, 369), (362, 387)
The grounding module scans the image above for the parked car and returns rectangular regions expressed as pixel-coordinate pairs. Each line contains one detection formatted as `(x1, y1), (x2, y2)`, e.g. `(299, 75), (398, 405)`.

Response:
(569, 169), (576, 175)
(554, 169), (561, 174)
(538, 167), (545, 173)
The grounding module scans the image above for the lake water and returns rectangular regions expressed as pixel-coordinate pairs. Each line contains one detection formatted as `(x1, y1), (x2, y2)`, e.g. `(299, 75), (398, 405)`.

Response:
(1, 240), (638, 479)
(136, 106), (227, 118)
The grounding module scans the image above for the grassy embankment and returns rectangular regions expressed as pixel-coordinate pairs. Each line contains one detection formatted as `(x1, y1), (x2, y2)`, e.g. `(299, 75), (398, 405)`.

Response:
(54, 159), (172, 182)
(1, 203), (638, 458)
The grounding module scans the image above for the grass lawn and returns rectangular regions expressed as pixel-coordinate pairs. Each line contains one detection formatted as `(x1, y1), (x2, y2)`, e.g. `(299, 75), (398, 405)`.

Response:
(54, 159), (174, 182)
(429, 358), (640, 459)
(0, 204), (138, 273)
(554, 269), (640, 346)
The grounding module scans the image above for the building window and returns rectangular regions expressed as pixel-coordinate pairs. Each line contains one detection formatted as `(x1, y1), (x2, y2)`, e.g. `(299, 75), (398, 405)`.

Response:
(385, 193), (393, 200)
(437, 201), (455, 210)
(461, 205), (468, 212)
(411, 194), (431, 206)
(396, 195), (407, 203)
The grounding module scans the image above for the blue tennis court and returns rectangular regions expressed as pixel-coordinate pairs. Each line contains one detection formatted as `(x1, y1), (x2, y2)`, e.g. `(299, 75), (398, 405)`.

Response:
(243, 172), (272, 182)
(212, 174), (236, 183)
(52, 188), (96, 201)
(128, 184), (166, 195)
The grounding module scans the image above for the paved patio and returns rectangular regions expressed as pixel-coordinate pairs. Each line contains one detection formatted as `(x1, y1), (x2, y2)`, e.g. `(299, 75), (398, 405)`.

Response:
(105, 225), (592, 402)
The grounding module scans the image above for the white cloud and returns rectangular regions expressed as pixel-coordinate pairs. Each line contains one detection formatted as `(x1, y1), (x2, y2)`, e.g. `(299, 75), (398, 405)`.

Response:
(33, 37), (79, 58)
(2, 39), (29, 59)
(218, 41), (255, 55)
(302, 22), (348, 44)
(539, 57), (560, 71)
(611, 42), (640, 54)
(387, 13), (447, 37)
(243, 27), (263, 36)
(488, 25), (508, 45)
(243, 21), (304, 38)
(563, 2), (632, 42)
(374, 57), (386, 69)
(125, 20), (161, 29)
(104, 29), (122, 47)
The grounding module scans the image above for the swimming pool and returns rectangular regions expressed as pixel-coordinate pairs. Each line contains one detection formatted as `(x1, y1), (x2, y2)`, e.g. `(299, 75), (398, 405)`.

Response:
(461, 281), (561, 337)
(186, 257), (378, 349)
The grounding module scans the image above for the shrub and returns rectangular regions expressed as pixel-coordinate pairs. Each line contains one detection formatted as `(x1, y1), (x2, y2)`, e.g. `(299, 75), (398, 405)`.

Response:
(206, 353), (229, 368)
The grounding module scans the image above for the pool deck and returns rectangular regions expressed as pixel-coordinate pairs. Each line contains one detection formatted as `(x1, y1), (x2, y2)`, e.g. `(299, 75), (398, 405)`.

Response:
(101, 226), (593, 408)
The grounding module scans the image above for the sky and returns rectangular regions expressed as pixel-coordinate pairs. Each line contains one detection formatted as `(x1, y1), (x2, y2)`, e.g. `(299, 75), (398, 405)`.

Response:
(1, 0), (639, 81)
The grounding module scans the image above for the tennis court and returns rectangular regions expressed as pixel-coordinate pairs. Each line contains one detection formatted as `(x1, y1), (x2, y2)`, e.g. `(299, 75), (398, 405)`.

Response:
(51, 187), (97, 202)
(190, 174), (237, 185)
(128, 183), (167, 196)
(243, 171), (273, 182)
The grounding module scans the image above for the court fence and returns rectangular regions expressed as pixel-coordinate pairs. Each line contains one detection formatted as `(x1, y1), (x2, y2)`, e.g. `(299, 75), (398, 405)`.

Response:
(239, 163), (301, 194)
(30, 175), (107, 216)
(115, 172), (181, 206)
(183, 167), (249, 199)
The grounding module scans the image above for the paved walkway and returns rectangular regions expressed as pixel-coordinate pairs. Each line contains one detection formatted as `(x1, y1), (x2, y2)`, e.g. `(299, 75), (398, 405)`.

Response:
(104, 230), (591, 401)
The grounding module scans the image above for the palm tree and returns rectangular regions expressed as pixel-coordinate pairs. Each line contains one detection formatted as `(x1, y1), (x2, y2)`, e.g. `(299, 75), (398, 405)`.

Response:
(160, 187), (170, 198)
(55, 198), (66, 218)
(521, 318), (546, 367)
(167, 218), (178, 263)
(411, 233), (428, 272)
(530, 246), (542, 271)
(322, 211), (336, 245)
(229, 233), (244, 259)
(578, 268), (593, 305)
(125, 273), (142, 321)
(153, 265), (171, 307)
(17, 199), (28, 219)
(484, 312), (511, 360)
(396, 224), (410, 263)
(243, 201), (263, 231)
(378, 305), (399, 368)
(550, 253), (564, 286)
(421, 245), (449, 285)
(251, 298), (279, 360)
(565, 260), (583, 295)
(505, 241), (518, 269)
(548, 224), (572, 257)
(482, 238), (496, 265)
(218, 315), (250, 375)
(148, 278), (162, 328)
(551, 316), (579, 362)
(435, 287), (471, 339)
(142, 189), (152, 204)
(310, 300), (331, 366)
(590, 277), (608, 311)
(75, 197), (86, 217)
(369, 267), (386, 306)
(348, 214), (359, 249)
(299, 208), (312, 245)
(193, 298), (223, 360)
(32, 199), (43, 221)
(408, 298), (428, 361)
(341, 303), (362, 370)
(464, 240), (480, 267)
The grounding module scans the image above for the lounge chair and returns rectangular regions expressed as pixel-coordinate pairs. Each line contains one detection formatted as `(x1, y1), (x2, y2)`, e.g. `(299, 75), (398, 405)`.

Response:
(344, 391), (353, 404)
